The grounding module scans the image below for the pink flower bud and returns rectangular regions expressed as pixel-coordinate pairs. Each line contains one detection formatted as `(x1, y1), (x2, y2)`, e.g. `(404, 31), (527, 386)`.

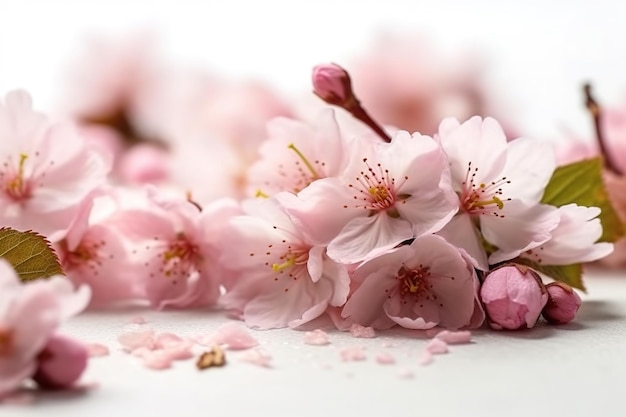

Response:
(542, 282), (582, 324)
(33, 334), (88, 390)
(312, 63), (353, 106)
(480, 264), (548, 330)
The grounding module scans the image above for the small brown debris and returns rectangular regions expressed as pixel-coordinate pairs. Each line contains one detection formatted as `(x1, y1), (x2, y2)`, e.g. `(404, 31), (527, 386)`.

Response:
(196, 346), (226, 370)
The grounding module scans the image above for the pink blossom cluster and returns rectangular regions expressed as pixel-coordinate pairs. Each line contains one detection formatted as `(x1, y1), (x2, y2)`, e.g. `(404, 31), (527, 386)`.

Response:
(0, 259), (91, 398)
(0, 67), (605, 338)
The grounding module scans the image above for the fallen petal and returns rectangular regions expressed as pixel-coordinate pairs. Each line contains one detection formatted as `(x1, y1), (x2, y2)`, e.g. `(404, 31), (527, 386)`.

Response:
(349, 324), (376, 338)
(426, 338), (449, 354)
(86, 343), (110, 357)
(303, 329), (330, 345)
(375, 352), (395, 365)
(239, 349), (272, 368)
(339, 346), (367, 362)
(435, 330), (472, 345)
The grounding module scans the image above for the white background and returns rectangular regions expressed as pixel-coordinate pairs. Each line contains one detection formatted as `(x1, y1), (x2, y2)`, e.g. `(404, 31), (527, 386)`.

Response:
(2, 1), (626, 416)
(1, 0), (626, 140)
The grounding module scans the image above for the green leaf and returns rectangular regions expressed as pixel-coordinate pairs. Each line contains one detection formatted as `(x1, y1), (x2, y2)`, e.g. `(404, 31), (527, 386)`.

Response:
(0, 227), (64, 282)
(514, 257), (585, 291)
(541, 157), (624, 242)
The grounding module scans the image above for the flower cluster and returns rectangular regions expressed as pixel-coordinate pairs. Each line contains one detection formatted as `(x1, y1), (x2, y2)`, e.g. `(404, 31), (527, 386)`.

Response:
(0, 55), (615, 341)
(0, 30), (622, 390)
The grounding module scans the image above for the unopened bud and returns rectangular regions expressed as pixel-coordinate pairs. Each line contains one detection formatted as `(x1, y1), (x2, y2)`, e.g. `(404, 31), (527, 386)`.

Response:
(33, 334), (88, 390)
(312, 63), (353, 107)
(480, 264), (548, 330)
(542, 282), (582, 324)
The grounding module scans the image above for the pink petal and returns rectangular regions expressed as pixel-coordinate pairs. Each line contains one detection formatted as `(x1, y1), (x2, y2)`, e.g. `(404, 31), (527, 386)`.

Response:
(129, 316), (148, 324)
(339, 346), (367, 362)
(86, 343), (110, 357)
(142, 350), (174, 370)
(426, 338), (449, 354)
(375, 352), (395, 365)
(155, 332), (184, 349)
(303, 329), (330, 346)
(239, 349), (272, 368)
(349, 324), (377, 338)
(117, 329), (155, 352)
(210, 323), (259, 350)
(418, 351), (435, 366)
(435, 330), (472, 345)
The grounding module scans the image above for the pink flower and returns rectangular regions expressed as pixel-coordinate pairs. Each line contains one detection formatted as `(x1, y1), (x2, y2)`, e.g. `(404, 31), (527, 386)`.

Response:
(110, 188), (240, 309)
(342, 235), (479, 330)
(521, 204), (613, 265)
(480, 264), (548, 330)
(33, 334), (88, 390)
(55, 195), (141, 307)
(116, 143), (170, 185)
(246, 109), (350, 196)
(285, 130), (458, 264)
(0, 90), (110, 237)
(436, 116), (560, 269)
(542, 282), (582, 325)
(0, 260), (90, 396)
(220, 194), (350, 329)
(164, 77), (293, 203)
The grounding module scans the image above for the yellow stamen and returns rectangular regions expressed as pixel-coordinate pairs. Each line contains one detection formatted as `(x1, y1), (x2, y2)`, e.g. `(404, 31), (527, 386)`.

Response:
(272, 257), (295, 272)
(287, 143), (319, 179)
(471, 196), (504, 210)
(7, 153), (28, 194)
(368, 185), (389, 202)
(255, 189), (270, 199)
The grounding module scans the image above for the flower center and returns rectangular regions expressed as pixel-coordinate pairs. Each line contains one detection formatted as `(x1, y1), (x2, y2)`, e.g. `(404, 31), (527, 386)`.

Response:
(270, 143), (328, 195)
(3, 153), (32, 201)
(62, 237), (110, 272)
(397, 265), (430, 298)
(460, 162), (511, 217)
(0, 328), (13, 356)
(250, 238), (310, 293)
(345, 158), (409, 216)
(160, 235), (198, 278)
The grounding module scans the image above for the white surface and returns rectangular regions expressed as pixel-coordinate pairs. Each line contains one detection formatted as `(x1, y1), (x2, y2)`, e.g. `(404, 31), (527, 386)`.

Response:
(4, 269), (626, 417)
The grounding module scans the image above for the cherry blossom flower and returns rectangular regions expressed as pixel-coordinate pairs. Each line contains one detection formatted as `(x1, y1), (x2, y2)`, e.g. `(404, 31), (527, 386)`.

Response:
(0, 259), (90, 396)
(0, 90), (110, 237)
(341, 235), (479, 330)
(55, 195), (142, 307)
(285, 130), (458, 264)
(436, 116), (560, 268)
(521, 204), (613, 265)
(109, 188), (240, 309)
(246, 109), (350, 196)
(219, 194), (350, 329)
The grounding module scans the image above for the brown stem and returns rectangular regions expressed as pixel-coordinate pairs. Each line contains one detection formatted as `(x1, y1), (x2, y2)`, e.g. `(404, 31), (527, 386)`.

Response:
(583, 83), (622, 175)
(345, 97), (392, 143)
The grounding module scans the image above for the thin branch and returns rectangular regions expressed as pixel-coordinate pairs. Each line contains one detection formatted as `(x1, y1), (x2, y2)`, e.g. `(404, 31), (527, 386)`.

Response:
(583, 83), (622, 175)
